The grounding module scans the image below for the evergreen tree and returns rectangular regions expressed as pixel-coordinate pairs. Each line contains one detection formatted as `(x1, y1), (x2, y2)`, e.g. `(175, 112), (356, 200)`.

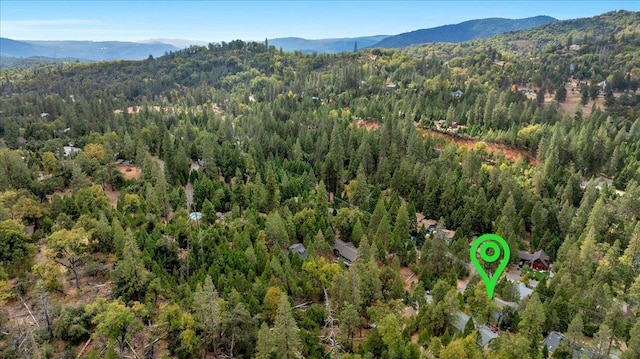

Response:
(368, 195), (387, 236)
(266, 211), (289, 248)
(192, 275), (223, 352)
(375, 213), (392, 251)
(518, 293), (545, 356)
(256, 322), (275, 359)
(338, 301), (359, 349)
(110, 237), (150, 302)
(273, 294), (302, 359)
(351, 218), (365, 246)
(621, 319), (640, 359)
(495, 195), (520, 265)
(392, 201), (410, 263)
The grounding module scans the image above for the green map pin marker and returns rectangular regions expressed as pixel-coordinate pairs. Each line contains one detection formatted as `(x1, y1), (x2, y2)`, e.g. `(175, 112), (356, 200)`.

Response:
(470, 234), (510, 299)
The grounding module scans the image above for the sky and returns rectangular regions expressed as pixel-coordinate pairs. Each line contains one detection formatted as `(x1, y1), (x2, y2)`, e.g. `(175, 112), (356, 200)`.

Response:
(1, 1), (638, 43)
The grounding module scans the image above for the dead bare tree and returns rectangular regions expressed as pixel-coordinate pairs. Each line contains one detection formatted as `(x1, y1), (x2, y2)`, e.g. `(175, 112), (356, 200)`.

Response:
(321, 288), (341, 359)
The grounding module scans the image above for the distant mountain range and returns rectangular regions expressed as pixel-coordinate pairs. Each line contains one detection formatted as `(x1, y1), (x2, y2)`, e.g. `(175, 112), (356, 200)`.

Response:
(0, 38), (180, 61)
(372, 16), (559, 48)
(0, 15), (560, 63)
(267, 35), (390, 53)
(138, 38), (209, 48)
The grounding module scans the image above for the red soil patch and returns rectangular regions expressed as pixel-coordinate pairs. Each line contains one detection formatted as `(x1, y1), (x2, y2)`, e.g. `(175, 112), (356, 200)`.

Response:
(421, 129), (537, 166)
(353, 118), (536, 165)
(354, 118), (381, 131)
(118, 164), (142, 180)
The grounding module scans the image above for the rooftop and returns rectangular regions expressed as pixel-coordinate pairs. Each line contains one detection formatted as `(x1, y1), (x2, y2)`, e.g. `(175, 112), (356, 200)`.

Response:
(63, 146), (81, 157)
(477, 325), (500, 347)
(450, 311), (471, 332)
(189, 212), (203, 221)
(516, 282), (533, 301)
(288, 243), (307, 258)
(334, 239), (358, 263)
(543, 331), (564, 353)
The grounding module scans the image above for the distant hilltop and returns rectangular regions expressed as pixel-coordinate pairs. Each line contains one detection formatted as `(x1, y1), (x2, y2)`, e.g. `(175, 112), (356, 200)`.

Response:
(371, 16), (559, 48)
(267, 35), (390, 54)
(0, 38), (181, 61)
(0, 15), (562, 60)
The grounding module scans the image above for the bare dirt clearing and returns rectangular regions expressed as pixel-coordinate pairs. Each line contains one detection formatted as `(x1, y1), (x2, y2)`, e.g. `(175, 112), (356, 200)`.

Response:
(353, 118), (536, 165)
(545, 79), (605, 117)
(118, 164), (142, 180)
(103, 187), (120, 208)
(400, 266), (418, 291)
(421, 129), (537, 166)
(355, 118), (382, 131)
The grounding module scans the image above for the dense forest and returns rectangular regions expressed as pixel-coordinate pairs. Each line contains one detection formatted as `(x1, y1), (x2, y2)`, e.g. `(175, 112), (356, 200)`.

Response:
(0, 10), (639, 359)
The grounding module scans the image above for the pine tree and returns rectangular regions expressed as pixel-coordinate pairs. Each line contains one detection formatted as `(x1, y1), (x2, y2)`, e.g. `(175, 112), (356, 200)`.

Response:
(621, 319), (640, 359)
(566, 314), (584, 350)
(265, 166), (281, 212)
(353, 165), (370, 208)
(622, 221), (640, 279)
(70, 164), (89, 191)
(255, 323), (274, 359)
(266, 212), (289, 248)
(495, 195), (519, 265)
(594, 324), (612, 357)
(338, 302), (359, 349)
(315, 180), (330, 231)
(192, 275), (223, 352)
(351, 218), (364, 246)
(368, 195), (387, 235)
(375, 213), (392, 251)
(518, 293), (545, 356)
(392, 201), (410, 256)
(273, 294), (302, 359)
(324, 124), (345, 194)
(110, 237), (150, 302)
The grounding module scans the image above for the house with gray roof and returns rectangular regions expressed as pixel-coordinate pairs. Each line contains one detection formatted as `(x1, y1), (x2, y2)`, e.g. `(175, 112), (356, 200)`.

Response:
(543, 332), (565, 355)
(516, 282), (534, 301)
(63, 146), (81, 158)
(477, 325), (500, 348)
(333, 239), (358, 266)
(449, 312), (502, 348)
(450, 311), (471, 332)
(288, 243), (307, 259)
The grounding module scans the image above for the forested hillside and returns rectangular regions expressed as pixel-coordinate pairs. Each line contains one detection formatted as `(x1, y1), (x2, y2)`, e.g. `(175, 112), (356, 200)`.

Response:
(0, 10), (639, 359)
(371, 16), (558, 48)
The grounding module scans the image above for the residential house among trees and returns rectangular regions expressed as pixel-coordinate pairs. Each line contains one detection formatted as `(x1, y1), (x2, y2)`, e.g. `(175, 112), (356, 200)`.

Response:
(518, 249), (551, 270)
(287, 243), (307, 259)
(333, 239), (358, 266)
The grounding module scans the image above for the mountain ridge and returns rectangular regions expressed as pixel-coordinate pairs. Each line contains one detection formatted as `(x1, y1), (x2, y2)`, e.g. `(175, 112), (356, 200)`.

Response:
(267, 35), (389, 53)
(0, 38), (180, 61)
(371, 15), (559, 48)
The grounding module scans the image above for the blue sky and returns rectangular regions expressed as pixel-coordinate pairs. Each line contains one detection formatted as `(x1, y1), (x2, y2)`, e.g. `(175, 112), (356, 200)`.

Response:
(1, 1), (638, 42)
